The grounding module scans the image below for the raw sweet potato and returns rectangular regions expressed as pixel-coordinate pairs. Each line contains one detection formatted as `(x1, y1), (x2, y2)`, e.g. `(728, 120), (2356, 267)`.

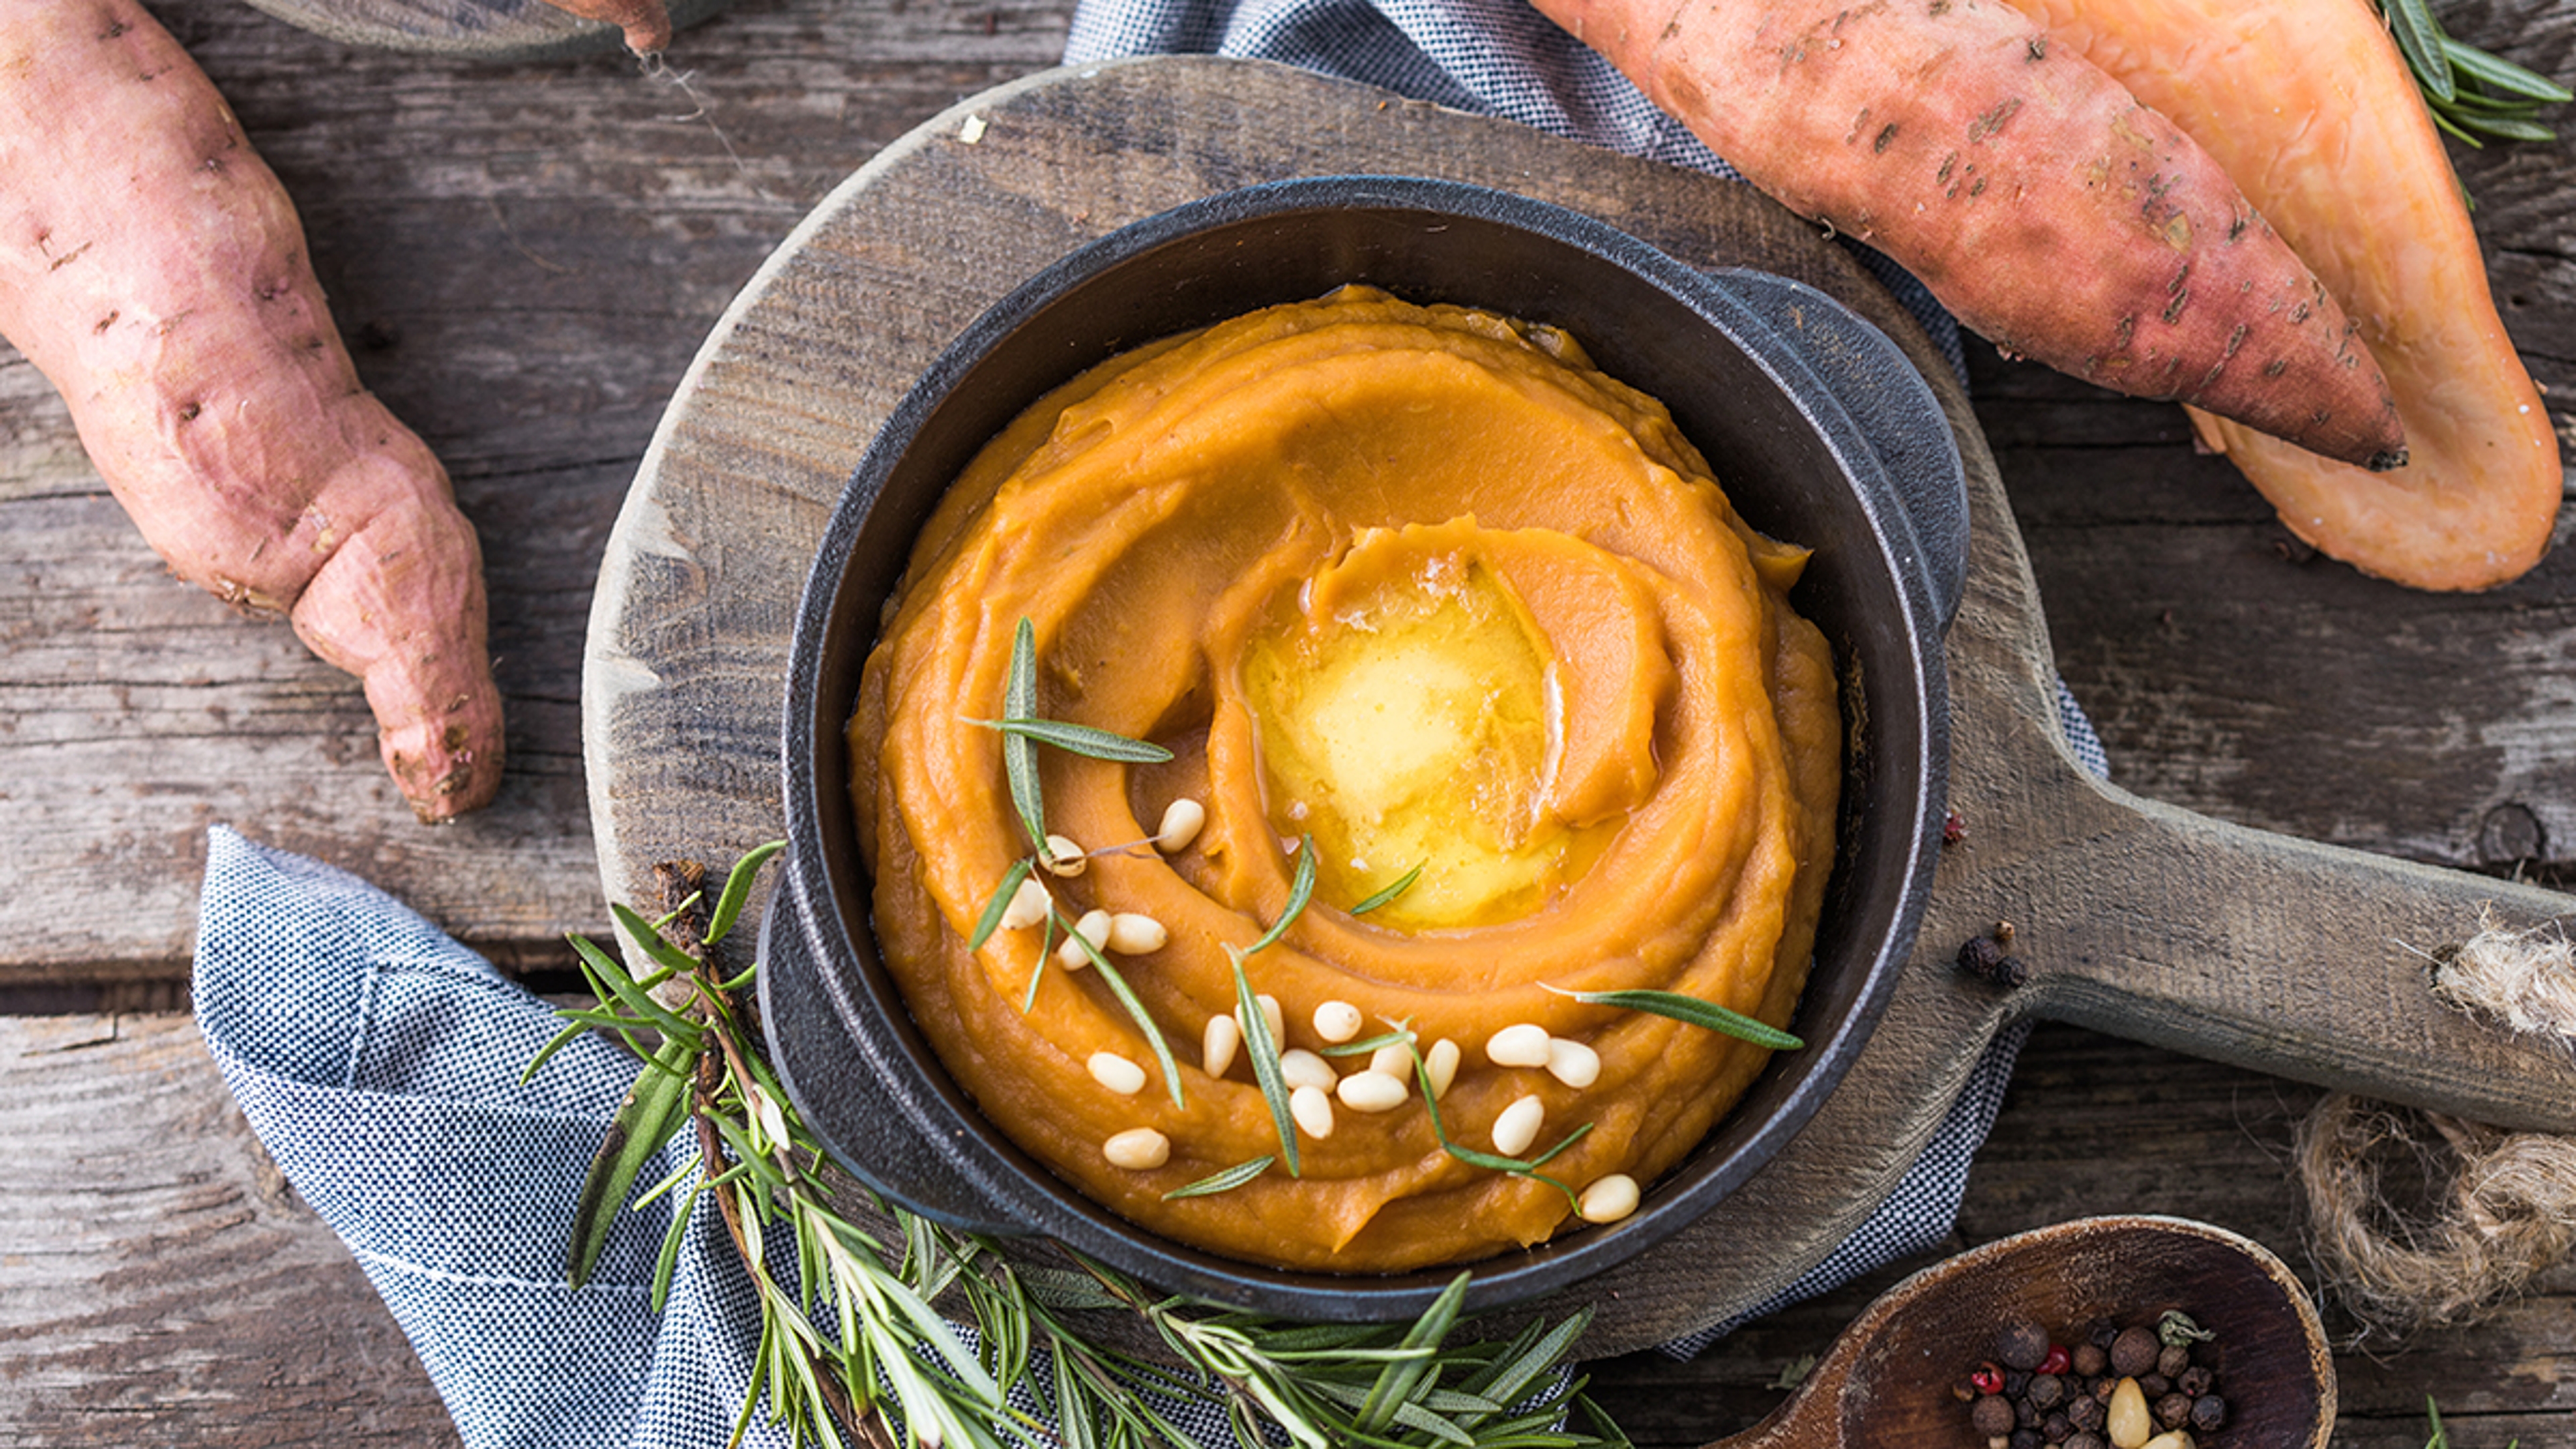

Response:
(0, 1), (504, 820)
(1528, 0), (2408, 470)
(2002, 0), (2561, 591)
(538, 0), (674, 53)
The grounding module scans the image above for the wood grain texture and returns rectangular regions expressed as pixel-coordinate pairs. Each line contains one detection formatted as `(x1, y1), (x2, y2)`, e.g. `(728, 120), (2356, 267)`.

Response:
(0, 1014), (459, 1447)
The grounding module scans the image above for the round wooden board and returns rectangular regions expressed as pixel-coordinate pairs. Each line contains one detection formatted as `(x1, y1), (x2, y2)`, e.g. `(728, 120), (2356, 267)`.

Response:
(231, 0), (726, 60)
(582, 54), (2576, 1354)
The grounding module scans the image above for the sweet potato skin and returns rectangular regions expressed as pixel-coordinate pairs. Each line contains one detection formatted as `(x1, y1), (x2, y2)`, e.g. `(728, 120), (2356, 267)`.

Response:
(1529, 0), (2406, 470)
(2003, 0), (2561, 591)
(537, 0), (674, 53)
(0, 0), (503, 819)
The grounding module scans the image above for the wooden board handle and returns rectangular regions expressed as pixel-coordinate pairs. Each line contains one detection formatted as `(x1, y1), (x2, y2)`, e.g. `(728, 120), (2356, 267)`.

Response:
(1936, 714), (2576, 1133)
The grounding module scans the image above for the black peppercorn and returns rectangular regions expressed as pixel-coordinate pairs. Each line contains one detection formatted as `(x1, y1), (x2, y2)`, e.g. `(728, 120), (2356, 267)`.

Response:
(2008, 1430), (2041, 1449)
(2015, 1395), (2041, 1430)
(2004, 1369), (2032, 1399)
(2065, 1435), (2106, 1449)
(2027, 1373), (2065, 1410)
(2138, 1373), (2172, 1400)
(2068, 1395), (2104, 1432)
(2108, 1326), (2161, 1378)
(2178, 1366), (2214, 1399)
(1996, 1318), (2051, 1371)
(2156, 1391), (2193, 1429)
(2192, 1395), (2229, 1433)
(2157, 1343), (2192, 1380)
(2043, 1410), (2072, 1442)
(1955, 934), (2030, 987)
(1972, 1395), (2017, 1437)
(2086, 1318), (2119, 1351)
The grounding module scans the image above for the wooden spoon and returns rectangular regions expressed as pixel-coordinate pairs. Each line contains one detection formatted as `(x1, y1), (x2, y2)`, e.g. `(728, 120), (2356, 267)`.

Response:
(1707, 1216), (2332, 1449)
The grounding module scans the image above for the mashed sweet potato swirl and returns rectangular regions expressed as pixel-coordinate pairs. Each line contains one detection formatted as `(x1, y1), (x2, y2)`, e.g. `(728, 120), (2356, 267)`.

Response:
(851, 287), (1839, 1272)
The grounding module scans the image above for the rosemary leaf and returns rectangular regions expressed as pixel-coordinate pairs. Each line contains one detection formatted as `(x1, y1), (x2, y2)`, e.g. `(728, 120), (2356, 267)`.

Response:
(704, 840), (786, 946)
(969, 856), (1036, 952)
(1058, 910), (1186, 1110)
(970, 716), (1177, 764)
(568, 1034), (696, 1289)
(1405, 1042), (1583, 1208)
(1004, 616), (1047, 849)
(1354, 1272), (1468, 1434)
(570, 930), (704, 1045)
(1232, 949), (1301, 1177)
(1349, 862), (1424, 916)
(1243, 834), (1318, 957)
(612, 901), (708, 979)
(2383, 0), (2455, 102)
(2445, 37), (2575, 102)
(1320, 1024), (1416, 1059)
(1544, 983), (1803, 1051)
(1163, 1155), (1277, 1200)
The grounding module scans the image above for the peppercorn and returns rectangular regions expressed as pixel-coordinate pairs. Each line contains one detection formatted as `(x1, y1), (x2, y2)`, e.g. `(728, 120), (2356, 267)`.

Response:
(2177, 1366), (2213, 1399)
(2038, 1344), (2071, 1377)
(2157, 1343), (2192, 1380)
(2086, 1318), (2120, 1351)
(1972, 1395), (2017, 1437)
(1953, 1377), (1981, 1403)
(2008, 1430), (2040, 1449)
(2003, 1369), (2032, 1400)
(2108, 1326), (2161, 1378)
(2139, 1373), (2172, 1400)
(2072, 1342), (2108, 1378)
(1955, 935), (2029, 987)
(2191, 1395), (2229, 1433)
(2068, 1395), (2105, 1432)
(1996, 1318), (2051, 1371)
(2156, 1391), (2193, 1429)
(1972, 1362), (2007, 1396)
(2043, 1410), (2073, 1442)
(2028, 1373), (2065, 1410)
(2065, 1434), (2106, 1449)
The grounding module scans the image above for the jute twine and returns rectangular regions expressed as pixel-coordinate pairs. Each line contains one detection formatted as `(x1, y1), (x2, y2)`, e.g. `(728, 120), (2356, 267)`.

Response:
(2297, 914), (2576, 1334)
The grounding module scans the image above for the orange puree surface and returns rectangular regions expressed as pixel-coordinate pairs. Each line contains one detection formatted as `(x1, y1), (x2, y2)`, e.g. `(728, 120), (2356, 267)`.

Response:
(850, 286), (1840, 1272)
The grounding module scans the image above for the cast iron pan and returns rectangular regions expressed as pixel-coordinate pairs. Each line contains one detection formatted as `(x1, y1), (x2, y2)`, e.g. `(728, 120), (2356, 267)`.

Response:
(760, 176), (1958, 1320)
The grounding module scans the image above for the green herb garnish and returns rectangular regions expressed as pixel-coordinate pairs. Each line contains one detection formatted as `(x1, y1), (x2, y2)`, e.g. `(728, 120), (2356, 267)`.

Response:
(1242, 834), (1318, 957)
(1231, 950), (1301, 1177)
(2377, 0), (2571, 148)
(1162, 1155), (1277, 1201)
(1543, 983), (1803, 1051)
(1349, 862), (1424, 916)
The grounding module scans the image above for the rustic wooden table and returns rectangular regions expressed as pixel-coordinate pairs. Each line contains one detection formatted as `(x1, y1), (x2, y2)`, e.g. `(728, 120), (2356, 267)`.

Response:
(1, 1), (2569, 1444)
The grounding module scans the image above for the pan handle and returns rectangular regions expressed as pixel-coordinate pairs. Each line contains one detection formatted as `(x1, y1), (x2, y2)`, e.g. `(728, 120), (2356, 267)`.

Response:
(1942, 765), (2576, 1134)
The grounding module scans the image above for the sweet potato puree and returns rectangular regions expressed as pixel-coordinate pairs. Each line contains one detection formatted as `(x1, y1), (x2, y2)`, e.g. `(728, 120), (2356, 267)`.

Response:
(851, 286), (1840, 1272)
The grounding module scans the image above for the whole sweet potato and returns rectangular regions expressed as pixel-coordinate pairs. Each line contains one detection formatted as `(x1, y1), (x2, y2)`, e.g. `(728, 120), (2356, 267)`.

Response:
(1529, 0), (2408, 470)
(2006, 0), (2561, 591)
(0, 1), (503, 820)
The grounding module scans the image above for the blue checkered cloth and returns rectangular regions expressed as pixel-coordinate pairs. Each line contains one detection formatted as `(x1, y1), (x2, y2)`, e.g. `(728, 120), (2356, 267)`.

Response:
(191, 0), (2120, 1439)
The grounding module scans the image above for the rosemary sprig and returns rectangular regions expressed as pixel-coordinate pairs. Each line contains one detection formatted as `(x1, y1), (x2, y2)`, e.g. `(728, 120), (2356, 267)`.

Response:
(1406, 1041), (1592, 1210)
(1350, 862), (1424, 916)
(1230, 949), (1301, 1177)
(537, 845), (1618, 1449)
(1540, 984), (1803, 1052)
(1163, 1156), (1276, 1201)
(2377, 0), (2571, 147)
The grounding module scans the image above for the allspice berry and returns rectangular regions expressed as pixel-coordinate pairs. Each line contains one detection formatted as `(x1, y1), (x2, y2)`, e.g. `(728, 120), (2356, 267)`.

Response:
(1972, 1394), (2017, 1437)
(2109, 1325), (2163, 1378)
(1995, 1318), (2051, 1371)
(2073, 1342), (2108, 1378)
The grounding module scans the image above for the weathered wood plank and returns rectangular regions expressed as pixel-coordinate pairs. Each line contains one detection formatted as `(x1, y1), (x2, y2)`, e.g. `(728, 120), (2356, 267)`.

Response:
(0, 1013), (458, 1446)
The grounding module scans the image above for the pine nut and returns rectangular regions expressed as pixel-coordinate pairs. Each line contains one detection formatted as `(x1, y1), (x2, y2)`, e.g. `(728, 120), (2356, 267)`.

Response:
(997, 876), (1051, 932)
(1312, 1000), (1362, 1042)
(1156, 798), (1206, 853)
(2108, 1379), (2153, 1449)
(1202, 1012), (1241, 1078)
(1102, 1127), (1169, 1170)
(1369, 1042), (1413, 1079)
(1577, 1173), (1640, 1224)
(1247, 994), (1284, 1044)
(1055, 908), (1111, 968)
(1279, 1049), (1336, 1093)
(1040, 833), (1087, 877)
(1336, 1069), (1407, 1113)
(1290, 1083), (1335, 1138)
(1087, 1051), (1147, 1095)
(1545, 1036), (1601, 1089)
(1424, 1038), (1461, 1099)
(1492, 1093), (1545, 1157)
(1106, 912), (1167, 954)
(2138, 1434), (2194, 1449)
(1486, 1023), (1551, 1069)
